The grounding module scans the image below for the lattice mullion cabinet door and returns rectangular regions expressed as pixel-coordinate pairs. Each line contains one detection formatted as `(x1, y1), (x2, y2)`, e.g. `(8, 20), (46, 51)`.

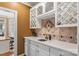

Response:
(56, 2), (77, 27)
(37, 3), (44, 16)
(30, 7), (37, 28)
(33, 18), (36, 27)
(45, 2), (54, 13)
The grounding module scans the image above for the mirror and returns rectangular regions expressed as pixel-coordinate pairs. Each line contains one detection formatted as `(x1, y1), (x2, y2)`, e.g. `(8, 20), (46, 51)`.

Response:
(0, 18), (4, 36)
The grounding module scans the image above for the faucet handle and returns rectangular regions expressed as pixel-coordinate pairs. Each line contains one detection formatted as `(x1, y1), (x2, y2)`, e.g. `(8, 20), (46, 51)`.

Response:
(49, 34), (51, 40)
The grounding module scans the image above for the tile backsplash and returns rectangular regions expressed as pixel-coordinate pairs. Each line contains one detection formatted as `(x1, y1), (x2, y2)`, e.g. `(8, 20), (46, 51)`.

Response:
(59, 27), (77, 43)
(35, 19), (77, 44)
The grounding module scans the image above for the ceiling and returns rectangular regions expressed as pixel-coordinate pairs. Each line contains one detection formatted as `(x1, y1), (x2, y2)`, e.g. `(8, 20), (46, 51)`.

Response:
(27, 2), (39, 7)
(22, 2), (39, 7)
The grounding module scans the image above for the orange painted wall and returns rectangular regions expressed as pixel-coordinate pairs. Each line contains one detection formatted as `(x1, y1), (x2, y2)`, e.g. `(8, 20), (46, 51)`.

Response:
(0, 2), (32, 55)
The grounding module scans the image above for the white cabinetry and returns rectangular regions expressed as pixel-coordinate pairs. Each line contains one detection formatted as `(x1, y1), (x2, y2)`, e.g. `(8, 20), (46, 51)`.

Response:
(25, 39), (49, 56)
(37, 2), (55, 21)
(25, 40), (39, 56)
(38, 43), (49, 56)
(37, 3), (44, 16)
(25, 40), (49, 56)
(29, 44), (38, 56)
(25, 39), (30, 56)
(50, 47), (76, 56)
(30, 7), (37, 28)
(45, 2), (54, 12)
(30, 6), (41, 29)
(29, 41), (39, 56)
(30, 3), (44, 29)
(30, 2), (55, 29)
(25, 39), (76, 56)
(30, 2), (78, 28)
(55, 2), (77, 27)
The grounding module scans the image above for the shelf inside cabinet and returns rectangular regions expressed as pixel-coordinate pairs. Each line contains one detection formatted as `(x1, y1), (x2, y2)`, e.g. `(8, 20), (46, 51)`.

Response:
(55, 24), (78, 27)
(37, 10), (55, 20)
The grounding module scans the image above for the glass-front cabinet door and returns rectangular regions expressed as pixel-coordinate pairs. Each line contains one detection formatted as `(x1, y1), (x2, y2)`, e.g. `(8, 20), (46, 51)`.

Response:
(30, 7), (41, 29)
(56, 2), (77, 27)
(45, 2), (54, 12)
(37, 6), (43, 15)
(30, 7), (37, 28)
(37, 3), (44, 16)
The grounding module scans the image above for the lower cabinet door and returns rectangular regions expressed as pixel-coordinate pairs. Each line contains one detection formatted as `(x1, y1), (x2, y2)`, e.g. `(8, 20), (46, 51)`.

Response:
(50, 47), (76, 56)
(29, 44), (39, 56)
(35, 50), (39, 56)
(30, 47), (36, 56)
(29, 45), (36, 56)
(38, 43), (50, 56)
(38, 49), (49, 56)
(25, 39), (30, 56)
(38, 51), (49, 56)
(25, 45), (27, 55)
(50, 48), (61, 56)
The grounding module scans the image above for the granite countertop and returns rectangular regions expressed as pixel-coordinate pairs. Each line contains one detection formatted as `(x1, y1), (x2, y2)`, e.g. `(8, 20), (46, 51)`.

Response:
(24, 36), (78, 55)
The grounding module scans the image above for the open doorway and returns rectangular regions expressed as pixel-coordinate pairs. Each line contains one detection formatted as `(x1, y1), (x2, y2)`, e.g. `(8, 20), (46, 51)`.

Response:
(0, 7), (17, 56)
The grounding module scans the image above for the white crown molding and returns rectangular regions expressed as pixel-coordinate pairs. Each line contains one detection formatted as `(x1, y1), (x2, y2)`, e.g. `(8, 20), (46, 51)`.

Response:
(21, 2), (32, 7)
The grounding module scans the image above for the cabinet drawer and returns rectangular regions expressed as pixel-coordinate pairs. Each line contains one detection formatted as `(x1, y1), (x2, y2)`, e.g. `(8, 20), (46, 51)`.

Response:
(50, 47), (76, 56)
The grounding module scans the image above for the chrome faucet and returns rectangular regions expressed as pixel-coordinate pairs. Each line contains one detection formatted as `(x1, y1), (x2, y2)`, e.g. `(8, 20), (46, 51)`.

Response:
(43, 34), (51, 40)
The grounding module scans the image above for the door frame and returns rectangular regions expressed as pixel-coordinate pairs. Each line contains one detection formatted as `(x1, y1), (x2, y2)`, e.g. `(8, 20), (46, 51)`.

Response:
(0, 7), (18, 55)
(77, 3), (79, 56)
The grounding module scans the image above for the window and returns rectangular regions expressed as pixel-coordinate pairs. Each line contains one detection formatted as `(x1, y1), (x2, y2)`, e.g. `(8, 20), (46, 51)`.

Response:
(0, 20), (4, 36)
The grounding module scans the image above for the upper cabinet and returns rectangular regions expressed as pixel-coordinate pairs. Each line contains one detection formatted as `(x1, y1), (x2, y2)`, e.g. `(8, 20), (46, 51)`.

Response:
(45, 2), (54, 12)
(30, 2), (77, 29)
(37, 2), (55, 19)
(30, 7), (37, 28)
(30, 7), (41, 29)
(55, 2), (77, 27)
(30, 2), (55, 29)
(37, 3), (44, 16)
(30, 3), (43, 29)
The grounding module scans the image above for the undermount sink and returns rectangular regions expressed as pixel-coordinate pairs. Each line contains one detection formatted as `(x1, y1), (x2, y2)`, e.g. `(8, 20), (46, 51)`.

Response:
(38, 39), (47, 41)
